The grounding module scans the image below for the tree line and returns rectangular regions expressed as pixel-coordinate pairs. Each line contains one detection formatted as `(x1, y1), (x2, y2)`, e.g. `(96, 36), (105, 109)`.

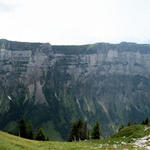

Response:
(18, 116), (150, 142)
(118, 117), (149, 132)
(18, 116), (48, 141)
(68, 119), (101, 141)
(18, 117), (101, 142)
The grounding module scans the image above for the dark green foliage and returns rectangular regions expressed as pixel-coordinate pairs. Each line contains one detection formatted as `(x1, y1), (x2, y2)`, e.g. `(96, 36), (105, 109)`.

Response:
(18, 116), (27, 138)
(46, 136), (49, 141)
(142, 117), (149, 125)
(18, 117), (47, 141)
(141, 120), (145, 125)
(68, 119), (88, 141)
(26, 121), (34, 140)
(91, 121), (101, 139)
(82, 121), (88, 140)
(127, 121), (131, 126)
(77, 119), (83, 140)
(68, 120), (81, 141)
(68, 123), (75, 141)
(118, 124), (124, 132)
(87, 130), (90, 140)
(145, 117), (149, 125)
(35, 128), (46, 141)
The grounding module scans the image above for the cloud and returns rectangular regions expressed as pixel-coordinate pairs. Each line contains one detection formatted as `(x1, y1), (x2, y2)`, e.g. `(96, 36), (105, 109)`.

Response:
(0, 2), (14, 13)
(0, 0), (21, 13)
(1, 0), (150, 44)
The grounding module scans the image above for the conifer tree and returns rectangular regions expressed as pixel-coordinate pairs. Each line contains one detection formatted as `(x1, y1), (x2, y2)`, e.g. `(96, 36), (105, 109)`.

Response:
(77, 119), (83, 140)
(118, 124), (124, 132)
(145, 117), (149, 125)
(127, 120), (131, 126)
(91, 121), (100, 139)
(82, 121), (88, 140)
(18, 116), (27, 138)
(46, 136), (49, 141)
(142, 117), (149, 125)
(26, 120), (34, 139)
(68, 119), (88, 141)
(141, 119), (145, 125)
(68, 120), (82, 141)
(87, 129), (90, 140)
(68, 121), (78, 141)
(35, 128), (46, 141)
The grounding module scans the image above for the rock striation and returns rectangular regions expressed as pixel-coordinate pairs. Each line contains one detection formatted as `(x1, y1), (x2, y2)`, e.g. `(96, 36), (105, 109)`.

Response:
(1, 39), (150, 140)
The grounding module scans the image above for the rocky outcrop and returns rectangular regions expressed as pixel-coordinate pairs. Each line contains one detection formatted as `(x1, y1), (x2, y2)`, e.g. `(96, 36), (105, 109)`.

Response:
(1, 39), (150, 140)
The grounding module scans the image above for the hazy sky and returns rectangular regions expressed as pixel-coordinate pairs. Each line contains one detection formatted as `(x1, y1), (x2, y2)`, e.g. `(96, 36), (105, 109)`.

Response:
(0, 0), (150, 45)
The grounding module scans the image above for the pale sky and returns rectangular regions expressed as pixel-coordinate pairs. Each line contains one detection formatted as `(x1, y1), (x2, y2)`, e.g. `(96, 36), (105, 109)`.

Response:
(0, 0), (150, 45)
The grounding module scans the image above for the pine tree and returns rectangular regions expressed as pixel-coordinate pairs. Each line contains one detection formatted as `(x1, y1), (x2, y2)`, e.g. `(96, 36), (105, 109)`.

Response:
(26, 121), (34, 139)
(76, 119), (83, 140)
(46, 136), (49, 141)
(87, 129), (90, 140)
(141, 119), (145, 125)
(18, 116), (27, 138)
(91, 121), (100, 139)
(68, 119), (87, 141)
(35, 128), (46, 141)
(68, 120), (81, 141)
(68, 121), (77, 141)
(127, 120), (131, 126)
(145, 117), (149, 125)
(118, 124), (124, 132)
(82, 121), (88, 140)
(142, 117), (149, 125)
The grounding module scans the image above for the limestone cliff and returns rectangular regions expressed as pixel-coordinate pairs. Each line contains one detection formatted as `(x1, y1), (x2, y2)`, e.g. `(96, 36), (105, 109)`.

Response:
(1, 39), (150, 140)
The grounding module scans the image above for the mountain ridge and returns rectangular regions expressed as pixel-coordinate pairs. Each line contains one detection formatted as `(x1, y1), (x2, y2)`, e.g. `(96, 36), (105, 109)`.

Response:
(1, 39), (150, 140)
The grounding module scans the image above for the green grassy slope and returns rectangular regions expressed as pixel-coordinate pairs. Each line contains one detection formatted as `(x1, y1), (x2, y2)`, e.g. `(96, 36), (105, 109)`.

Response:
(0, 132), (132, 150)
(113, 124), (150, 140)
(1, 125), (150, 150)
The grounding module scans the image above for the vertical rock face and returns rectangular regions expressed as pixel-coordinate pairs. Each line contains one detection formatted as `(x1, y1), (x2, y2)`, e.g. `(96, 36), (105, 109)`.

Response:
(0, 40), (52, 106)
(1, 39), (150, 140)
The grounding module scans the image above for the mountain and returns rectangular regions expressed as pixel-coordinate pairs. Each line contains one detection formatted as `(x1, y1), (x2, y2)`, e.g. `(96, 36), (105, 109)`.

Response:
(1, 39), (150, 140)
